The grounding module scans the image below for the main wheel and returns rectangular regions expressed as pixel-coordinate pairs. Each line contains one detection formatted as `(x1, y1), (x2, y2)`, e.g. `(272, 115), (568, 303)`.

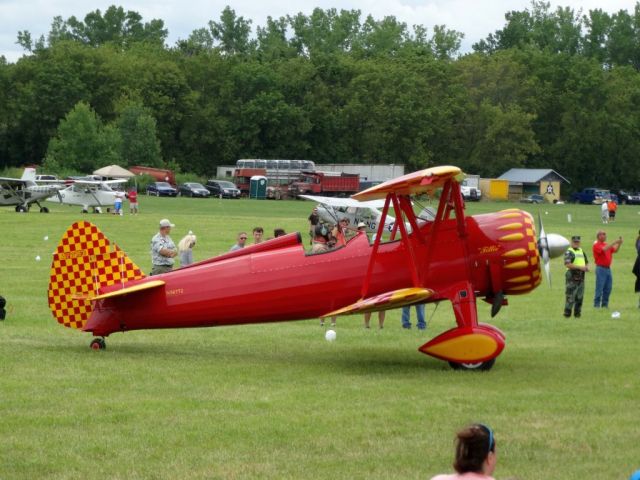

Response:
(40, 206), (49, 213)
(448, 358), (496, 371)
(16, 205), (27, 213)
(90, 337), (106, 350)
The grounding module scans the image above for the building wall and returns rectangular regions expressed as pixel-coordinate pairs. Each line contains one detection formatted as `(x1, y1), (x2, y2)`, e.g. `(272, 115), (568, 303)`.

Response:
(538, 180), (561, 203)
(479, 179), (509, 200)
(316, 164), (405, 181)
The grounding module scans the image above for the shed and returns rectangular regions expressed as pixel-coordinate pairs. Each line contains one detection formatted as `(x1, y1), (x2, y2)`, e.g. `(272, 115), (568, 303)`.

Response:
(497, 168), (570, 202)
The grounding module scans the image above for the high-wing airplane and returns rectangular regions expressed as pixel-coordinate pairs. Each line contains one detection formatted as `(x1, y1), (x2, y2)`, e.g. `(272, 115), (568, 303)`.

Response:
(299, 194), (435, 233)
(47, 166), (568, 370)
(0, 168), (64, 213)
(47, 178), (127, 213)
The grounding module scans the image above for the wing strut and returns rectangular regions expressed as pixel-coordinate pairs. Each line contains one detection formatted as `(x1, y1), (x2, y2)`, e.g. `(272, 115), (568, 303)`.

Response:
(361, 195), (392, 298)
(361, 192), (423, 299)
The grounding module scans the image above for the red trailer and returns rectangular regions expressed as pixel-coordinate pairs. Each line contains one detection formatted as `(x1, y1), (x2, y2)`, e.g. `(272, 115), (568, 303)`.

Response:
(234, 168), (267, 195)
(289, 171), (360, 197)
(129, 166), (177, 187)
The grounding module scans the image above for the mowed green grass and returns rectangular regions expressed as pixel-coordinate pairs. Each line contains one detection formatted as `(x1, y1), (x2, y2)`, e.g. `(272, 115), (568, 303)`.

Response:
(1, 196), (639, 480)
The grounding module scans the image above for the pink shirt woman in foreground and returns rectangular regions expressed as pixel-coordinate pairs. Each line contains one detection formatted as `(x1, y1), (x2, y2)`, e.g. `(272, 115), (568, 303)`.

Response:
(431, 423), (497, 480)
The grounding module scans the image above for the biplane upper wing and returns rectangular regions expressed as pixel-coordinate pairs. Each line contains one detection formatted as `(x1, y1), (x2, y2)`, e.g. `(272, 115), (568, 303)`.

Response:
(298, 194), (387, 209)
(353, 166), (463, 201)
(322, 287), (434, 317)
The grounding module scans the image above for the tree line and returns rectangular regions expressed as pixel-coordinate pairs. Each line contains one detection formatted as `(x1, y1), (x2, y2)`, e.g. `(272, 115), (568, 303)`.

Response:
(1, 2), (640, 190)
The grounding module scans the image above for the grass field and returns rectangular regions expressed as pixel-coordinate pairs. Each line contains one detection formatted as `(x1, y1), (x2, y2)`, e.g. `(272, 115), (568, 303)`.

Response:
(1, 195), (639, 479)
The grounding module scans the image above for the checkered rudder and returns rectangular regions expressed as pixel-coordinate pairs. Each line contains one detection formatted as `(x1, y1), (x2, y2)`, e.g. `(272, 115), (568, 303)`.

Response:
(47, 221), (145, 329)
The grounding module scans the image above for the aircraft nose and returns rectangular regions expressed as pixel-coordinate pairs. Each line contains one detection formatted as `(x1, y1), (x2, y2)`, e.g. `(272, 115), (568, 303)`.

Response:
(545, 233), (569, 258)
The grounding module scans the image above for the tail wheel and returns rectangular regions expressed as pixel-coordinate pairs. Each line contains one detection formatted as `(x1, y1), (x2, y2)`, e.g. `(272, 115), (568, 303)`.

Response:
(448, 358), (496, 371)
(90, 338), (106, 350)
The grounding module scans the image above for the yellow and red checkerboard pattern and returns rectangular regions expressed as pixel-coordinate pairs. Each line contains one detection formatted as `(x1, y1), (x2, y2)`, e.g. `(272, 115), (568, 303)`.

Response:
(47, 221), (145, 329)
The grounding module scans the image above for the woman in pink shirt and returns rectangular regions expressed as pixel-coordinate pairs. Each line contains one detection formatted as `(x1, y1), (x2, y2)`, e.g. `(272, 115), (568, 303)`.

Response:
(430, 424), (497, 480)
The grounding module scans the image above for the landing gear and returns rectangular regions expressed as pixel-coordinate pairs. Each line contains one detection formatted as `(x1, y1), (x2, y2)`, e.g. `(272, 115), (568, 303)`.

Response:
(40, 206), (49, 213)
(448, 359), (496, 371)
(82, 208), (88, 214)
(90, 337), (106, 350)
(15, 205), (28, 213)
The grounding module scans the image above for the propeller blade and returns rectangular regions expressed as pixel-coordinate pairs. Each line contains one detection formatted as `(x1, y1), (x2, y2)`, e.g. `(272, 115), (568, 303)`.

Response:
(544, 257), (551, 286)
(536, 213), (569, 288)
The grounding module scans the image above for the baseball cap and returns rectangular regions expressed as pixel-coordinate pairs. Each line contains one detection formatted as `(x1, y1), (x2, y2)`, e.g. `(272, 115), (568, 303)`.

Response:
(357, 222), (366, 228)
(159, 218), (175, 228)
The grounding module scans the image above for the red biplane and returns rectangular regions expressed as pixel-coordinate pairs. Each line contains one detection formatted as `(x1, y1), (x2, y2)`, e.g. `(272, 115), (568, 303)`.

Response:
(47, 166), (567, 370)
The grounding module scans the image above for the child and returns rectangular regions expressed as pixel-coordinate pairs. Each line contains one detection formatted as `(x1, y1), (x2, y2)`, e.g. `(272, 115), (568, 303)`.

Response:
(177, 231), (197, 267)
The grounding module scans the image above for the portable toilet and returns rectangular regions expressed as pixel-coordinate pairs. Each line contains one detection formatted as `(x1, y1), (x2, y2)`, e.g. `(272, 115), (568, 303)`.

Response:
(249, 175), (267, 199)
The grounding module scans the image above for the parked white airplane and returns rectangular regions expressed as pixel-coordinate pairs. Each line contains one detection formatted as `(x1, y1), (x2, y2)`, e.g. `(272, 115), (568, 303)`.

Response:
(299, 194), (435, 233)
(0, 168), (64, 212)
(47, 178), (127, 213)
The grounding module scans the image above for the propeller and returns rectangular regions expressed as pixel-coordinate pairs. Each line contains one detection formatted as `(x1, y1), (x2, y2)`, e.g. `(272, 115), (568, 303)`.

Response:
(537, 213), (569, 286)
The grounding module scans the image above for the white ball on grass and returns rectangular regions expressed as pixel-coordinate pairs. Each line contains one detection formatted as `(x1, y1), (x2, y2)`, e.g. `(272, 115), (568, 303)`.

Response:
(35, 255), (41, 261)
(325, 329), (336, 342)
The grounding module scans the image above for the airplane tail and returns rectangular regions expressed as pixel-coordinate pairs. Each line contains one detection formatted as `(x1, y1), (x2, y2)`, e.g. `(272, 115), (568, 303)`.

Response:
(21, 168), (36, 182)
(47, 221), (145, 329)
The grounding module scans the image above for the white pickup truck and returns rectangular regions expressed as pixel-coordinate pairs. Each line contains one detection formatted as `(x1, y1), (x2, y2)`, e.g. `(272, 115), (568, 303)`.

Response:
(460, 179), (481, 201)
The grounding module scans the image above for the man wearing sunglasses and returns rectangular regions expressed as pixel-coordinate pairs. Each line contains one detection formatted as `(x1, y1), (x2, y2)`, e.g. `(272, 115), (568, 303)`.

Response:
(230, 232), (248, 252)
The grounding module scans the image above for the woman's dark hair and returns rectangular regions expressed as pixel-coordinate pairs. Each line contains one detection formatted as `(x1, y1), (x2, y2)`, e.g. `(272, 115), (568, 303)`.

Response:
(453, 424), (495, 473)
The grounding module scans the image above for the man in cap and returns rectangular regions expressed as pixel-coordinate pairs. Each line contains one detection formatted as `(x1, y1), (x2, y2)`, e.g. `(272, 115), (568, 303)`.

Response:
(563, 235), (589, 318)
(592, 229), (623, 308)
(150, 219), (177, 275)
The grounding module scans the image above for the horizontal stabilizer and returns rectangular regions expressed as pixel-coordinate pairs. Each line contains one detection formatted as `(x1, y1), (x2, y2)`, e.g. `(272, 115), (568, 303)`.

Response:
(322, 287), (433, 317)
(91, 280), (165, 301)
(353, 166), (462, 201)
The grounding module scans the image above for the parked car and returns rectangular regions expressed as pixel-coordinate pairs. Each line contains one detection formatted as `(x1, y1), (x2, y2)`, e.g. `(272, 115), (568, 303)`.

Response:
(520, 194), (545, 204)
(614, 190), (640, 205)
(205, 180), (241, 198)
(179, 182), (211, 198)
(146, 182), (178, 197)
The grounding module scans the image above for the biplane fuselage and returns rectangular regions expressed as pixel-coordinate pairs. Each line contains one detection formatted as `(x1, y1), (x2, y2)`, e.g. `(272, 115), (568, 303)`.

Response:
(48, 166), (562, 369)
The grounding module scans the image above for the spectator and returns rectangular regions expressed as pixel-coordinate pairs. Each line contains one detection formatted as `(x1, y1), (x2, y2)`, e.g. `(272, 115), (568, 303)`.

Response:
(230, 232), (248, 251)
(332, 218), (349, 247)
(253, 226), (264, 244)
(128, 188), (139, 214)
(364, 311), (385, 329)
(600, 201), (609, 224)
(311, 225), (329, 253)
(402, 305), (426, 330)
(113, 190), (125, 216)
(592, 229), (623, 308)
(0, 295), (6, 320)
(274, 228), (286, 238)
(430, 423), (497, 480)
(178, 231), (197, 267)
(608, 198), (617, 222)
(563, 235), (589, 318)
(308, 207), (320, 245)
(150, 219), (177, 276)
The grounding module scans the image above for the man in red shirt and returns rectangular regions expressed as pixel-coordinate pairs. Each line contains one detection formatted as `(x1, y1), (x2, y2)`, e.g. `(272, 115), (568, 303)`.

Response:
(592, 230), (623, 308)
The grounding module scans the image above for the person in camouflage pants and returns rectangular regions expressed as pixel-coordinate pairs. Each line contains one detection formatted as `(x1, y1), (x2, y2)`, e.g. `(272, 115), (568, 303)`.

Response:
(564, 235), (589, 318)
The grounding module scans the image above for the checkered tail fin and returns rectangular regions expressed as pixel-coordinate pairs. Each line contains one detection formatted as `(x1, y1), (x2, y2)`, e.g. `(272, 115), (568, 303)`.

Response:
(47, 221), (145, 330)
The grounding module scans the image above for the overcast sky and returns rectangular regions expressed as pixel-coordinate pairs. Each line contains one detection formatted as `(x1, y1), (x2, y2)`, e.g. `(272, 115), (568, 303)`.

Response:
(1, 0), (637, 62)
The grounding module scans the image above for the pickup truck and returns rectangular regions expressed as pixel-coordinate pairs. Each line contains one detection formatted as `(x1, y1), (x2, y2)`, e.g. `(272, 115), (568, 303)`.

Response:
(570, 188), (610, 204)
(460, 179), (481, 201)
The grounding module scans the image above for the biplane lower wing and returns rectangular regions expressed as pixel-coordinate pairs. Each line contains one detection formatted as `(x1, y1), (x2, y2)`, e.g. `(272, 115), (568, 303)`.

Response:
(322, 287), (434, 317)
